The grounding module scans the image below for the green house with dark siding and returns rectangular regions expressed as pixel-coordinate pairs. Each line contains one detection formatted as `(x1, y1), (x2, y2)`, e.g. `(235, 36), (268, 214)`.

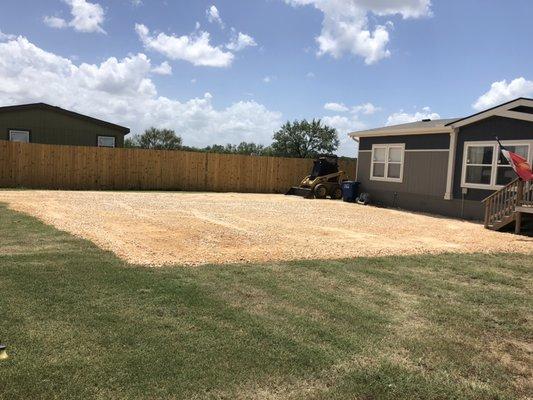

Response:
(0, 103), (130, 148)
(350, 98), (533, 223)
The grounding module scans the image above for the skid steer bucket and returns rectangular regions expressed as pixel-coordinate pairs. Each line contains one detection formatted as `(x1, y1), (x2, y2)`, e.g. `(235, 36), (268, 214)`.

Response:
(285, 186), (313, 198)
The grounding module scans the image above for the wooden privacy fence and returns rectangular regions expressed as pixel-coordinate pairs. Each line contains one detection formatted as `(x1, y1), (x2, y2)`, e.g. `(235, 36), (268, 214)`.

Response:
(0, 141), (357, 193)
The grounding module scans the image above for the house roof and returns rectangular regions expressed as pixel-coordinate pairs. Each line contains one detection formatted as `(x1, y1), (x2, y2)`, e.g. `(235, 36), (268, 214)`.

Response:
(349, 97), (533, 138)
(444, 97), (533, 128)
(350, 118), (460, 138)
(0, 103), (130, 134)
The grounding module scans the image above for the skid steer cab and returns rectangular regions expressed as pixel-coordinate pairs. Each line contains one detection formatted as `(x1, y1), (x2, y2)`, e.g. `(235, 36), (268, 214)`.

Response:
(286, 155), (345, 199)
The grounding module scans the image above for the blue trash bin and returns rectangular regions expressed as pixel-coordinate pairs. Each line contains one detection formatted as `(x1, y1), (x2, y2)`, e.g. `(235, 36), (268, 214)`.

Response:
(341, 181), (360, 202)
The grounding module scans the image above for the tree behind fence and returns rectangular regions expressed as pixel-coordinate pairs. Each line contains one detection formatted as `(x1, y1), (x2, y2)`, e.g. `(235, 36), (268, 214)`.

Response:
(0, 141), (357, 193)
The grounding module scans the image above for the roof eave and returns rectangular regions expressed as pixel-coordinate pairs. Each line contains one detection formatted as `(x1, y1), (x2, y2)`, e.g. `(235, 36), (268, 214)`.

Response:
(348, 126), (453, 138)
(0, 102), (130, 134)
(446, 98), (533, 128)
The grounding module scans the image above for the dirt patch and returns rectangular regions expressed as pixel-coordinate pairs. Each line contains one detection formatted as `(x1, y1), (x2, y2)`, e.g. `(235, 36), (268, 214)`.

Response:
(0, 190), (531, 266)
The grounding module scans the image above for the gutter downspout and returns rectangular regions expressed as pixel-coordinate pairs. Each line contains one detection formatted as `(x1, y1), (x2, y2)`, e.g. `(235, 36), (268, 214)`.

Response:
(444, 128), (458, 200)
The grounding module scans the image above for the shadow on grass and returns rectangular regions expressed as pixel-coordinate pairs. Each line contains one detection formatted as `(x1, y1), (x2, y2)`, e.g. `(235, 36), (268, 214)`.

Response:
(0, 203), (532, 400)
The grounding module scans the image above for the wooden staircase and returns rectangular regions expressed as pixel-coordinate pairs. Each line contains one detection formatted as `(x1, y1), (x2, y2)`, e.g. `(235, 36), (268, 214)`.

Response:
(483, 178), (533, 233)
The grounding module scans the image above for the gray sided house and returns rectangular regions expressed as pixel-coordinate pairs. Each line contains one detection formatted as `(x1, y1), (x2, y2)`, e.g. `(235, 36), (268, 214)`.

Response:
(350, 98), (533, 220)
(0, 103), (130, 148)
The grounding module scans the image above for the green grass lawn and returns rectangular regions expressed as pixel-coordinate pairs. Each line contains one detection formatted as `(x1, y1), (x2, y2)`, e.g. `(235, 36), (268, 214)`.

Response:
(0, 203), (531, 400)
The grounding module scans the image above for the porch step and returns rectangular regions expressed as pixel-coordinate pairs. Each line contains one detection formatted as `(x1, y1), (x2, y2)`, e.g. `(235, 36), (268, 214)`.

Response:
(486, 209), (533, 234)
(488, 213), (516, 231)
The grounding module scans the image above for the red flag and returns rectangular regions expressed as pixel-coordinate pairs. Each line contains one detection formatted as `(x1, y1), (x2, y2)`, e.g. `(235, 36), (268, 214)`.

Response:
(499, 145), (533, 181)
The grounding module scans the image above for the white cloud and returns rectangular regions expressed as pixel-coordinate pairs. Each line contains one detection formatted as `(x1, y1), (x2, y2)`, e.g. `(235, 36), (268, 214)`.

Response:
(386, 106), (440, 125)
(206, 5), (224, 28)
(226, 31), (257, 52)
(263, 76), (275, 83)
(43, 16), (68, 29)
(323, 115), (366, 133)
(136, 23), (234, 68)
(151, 61), (172, 75)
(74, 54), (156, 97)
(322, 115), (365, 156)
(306, 72), (315, 78)
(284, 0), (432, 64)
(45, 0), (106, 34)
(0, 35), (282, 147)
(0, 30), (16, 41)
(352, 102), (380, 115)
(67, 0), (105, 33)
(325, 101), (381, 115)
(324, 102), (349, 112)
(473, 77), (533, 111)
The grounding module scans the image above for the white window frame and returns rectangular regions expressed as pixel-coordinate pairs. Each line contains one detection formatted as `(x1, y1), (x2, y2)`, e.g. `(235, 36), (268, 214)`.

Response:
(461, 140), (532, 190)
(9, 129), (30, 143)
(97, 136), (116, 148)
(370, 143), (405, 183)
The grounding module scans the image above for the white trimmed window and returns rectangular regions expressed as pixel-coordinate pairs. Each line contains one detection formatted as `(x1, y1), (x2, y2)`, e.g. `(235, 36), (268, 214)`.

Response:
(97, 136), (116, 148)
(463, 144), (494, 187)
(370, 144), (405, 182)
(9, 130), (30, 143)
(461, 141), (531, 189)
(496, 144), (529, 186)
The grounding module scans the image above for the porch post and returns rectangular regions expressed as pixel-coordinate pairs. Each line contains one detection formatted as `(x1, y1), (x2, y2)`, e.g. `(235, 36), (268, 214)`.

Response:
(444, 128), (458, 200)
(515, 179), (524, 234)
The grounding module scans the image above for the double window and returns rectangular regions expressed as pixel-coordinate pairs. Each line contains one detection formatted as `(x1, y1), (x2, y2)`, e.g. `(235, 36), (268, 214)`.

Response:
(9, 129), (30, 143)
(97, 136), (116, 148)
(462, 141), (531, 189)
(370, 144), (405, 182)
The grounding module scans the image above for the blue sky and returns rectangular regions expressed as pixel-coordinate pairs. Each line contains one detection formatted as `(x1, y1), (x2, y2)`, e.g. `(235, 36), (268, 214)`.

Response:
(0, 0), (532, 155)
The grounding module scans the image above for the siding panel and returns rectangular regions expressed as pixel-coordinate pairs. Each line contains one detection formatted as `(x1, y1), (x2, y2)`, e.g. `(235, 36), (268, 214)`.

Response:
(359, 133), (450, 151)
(357, 151), (448, 197)
(0, 109), (127, 147)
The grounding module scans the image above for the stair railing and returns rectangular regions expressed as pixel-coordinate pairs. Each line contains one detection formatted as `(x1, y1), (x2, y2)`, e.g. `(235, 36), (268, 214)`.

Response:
(482, 178), (521, 228)
(522, 180), (533, 207)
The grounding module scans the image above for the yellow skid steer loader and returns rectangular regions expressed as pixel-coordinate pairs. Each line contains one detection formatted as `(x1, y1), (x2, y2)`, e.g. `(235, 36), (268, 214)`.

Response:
(286, 155), (345, 199)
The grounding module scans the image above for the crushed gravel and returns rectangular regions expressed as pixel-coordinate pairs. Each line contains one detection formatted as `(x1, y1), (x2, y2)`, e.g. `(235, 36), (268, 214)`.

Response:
(0, 190), (531, 266)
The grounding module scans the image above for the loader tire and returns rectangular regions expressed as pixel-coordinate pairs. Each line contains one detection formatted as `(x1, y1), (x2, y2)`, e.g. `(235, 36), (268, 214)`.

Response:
(331, 187), (342, 200)
(314, 184), (327, 199)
